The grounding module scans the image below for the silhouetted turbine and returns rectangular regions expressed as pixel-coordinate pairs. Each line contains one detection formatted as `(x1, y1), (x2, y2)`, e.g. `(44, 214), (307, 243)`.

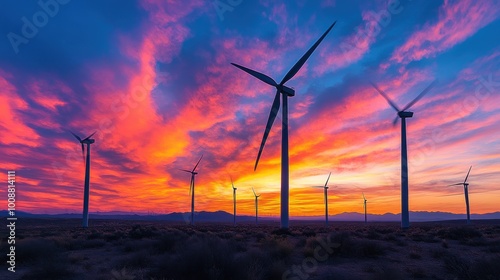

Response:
(363, 192), (367, 224)
(232, 21), (336, 229)
(252, 187), (261, 225)
(313, 172), (331, 226)
(449, 166), (473, 224)
(180, 155), (203, 225)
(370, 80), (436, 229)
(230, 176), (237, 226)
(70, 131), (96, 228)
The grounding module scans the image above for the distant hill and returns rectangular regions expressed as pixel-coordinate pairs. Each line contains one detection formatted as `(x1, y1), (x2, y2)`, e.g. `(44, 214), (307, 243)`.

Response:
(1, 210), (499, 222)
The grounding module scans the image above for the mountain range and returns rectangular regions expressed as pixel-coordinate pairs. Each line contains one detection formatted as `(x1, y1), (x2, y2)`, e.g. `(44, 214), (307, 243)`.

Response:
(2, 210), (499, 223)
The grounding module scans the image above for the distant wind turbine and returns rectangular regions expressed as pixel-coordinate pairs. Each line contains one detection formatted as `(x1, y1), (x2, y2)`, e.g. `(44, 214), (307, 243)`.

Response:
(252, 187), (261, 224)
(180, 155), (203, 225)
(232, 21), (336, 229)
(70, 131), (96, 228)
(363, 192), (367, 224)
(449, 166), (473, 224)
(313, 172), (331, 226)
(230, 176), (237, 226)
(370, 80), (437, 229)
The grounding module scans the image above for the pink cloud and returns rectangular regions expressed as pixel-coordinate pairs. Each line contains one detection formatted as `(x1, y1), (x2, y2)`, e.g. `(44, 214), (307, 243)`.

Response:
(390, 0), (499, 65)
(0, 72), (40, 147)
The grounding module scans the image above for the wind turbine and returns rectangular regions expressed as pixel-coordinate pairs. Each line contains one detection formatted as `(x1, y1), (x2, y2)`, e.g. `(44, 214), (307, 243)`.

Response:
(363, 192), (367, 224)
(70, 131), (96, 228)
(231, 21), (336, 229)
(230, 176), (237, 226)
(312, 172), (331, 226)
(252, 187), (261, 224)
(370, 80), (436, 229)
(449, 166), (472, 224)
(180, 155), (203, 225)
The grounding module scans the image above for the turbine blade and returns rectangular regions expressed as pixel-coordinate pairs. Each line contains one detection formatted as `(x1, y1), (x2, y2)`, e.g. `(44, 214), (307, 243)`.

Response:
(192, 154), (203, 172)
(362, 192), (366, 200)
(231, 63), (278, 87)
(255, 90), (281, 170)
(448, 183), (464, 186)
(230, 176), (236, 190)
(83, 131), (96, 141)
(179, 169), (192, 173)
(71, 131), (82, 142)
(392, 116), (399, 126)
(81, 144), (85, 164)
(324, 172), (332, 187)
(402, 80), (437, 111)
(280, 21), (336, 85)
(252, 187), (257, 197)
(189, 176), (193, 197)
(464, 165), (472, 183)
(370, 81), (400, 112)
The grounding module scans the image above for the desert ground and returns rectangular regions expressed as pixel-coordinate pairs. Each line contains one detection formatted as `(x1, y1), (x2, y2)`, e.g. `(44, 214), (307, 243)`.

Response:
(1, 218), (499, 280)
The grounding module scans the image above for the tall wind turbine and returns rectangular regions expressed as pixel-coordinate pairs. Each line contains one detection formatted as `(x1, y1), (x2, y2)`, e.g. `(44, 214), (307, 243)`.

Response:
(180, 155), (203, 225)
(313, 172), (331, 226)
(363, 192), (367, 224)
(449, 166), (472, 224)
(370, 80), (436, 229)
(232, 21), (336, 229)
(230, 177), (237, 226)
(252, 187), (261, 224)
(70, 131), (96, 228)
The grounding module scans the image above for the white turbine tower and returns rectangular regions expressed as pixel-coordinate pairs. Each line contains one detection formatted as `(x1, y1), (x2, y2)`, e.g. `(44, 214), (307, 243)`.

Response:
(313, 172), (331, 226)
(70, 131), (96, 228)
(180, 155), (203, 225)
(449, 166), (473, 224)
(231, 21), (336, 229)
(230, 176), (237, 226)
(363, 192), (367, 224)
(252, 187), (261, 225)
(370, 80), (436, 229)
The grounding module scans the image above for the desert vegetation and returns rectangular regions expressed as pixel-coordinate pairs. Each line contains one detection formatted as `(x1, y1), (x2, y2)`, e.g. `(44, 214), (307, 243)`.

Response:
(1, 219), (499, 279)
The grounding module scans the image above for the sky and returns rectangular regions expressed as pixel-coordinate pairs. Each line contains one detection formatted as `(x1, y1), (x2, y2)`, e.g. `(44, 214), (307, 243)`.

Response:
(0, 0), (499, 217)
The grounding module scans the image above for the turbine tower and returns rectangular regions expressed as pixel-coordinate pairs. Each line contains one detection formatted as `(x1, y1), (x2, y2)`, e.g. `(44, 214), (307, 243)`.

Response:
(370, 80), (436, 229)
(180, 155), (203, 225)
(363, 192), (367, 224)
(449, 166), (472, 224)
(252, 187), (261, 225)
(230, 177), (237, 226)
(232, 21), (336, 229)
(70, 131), (96, 228)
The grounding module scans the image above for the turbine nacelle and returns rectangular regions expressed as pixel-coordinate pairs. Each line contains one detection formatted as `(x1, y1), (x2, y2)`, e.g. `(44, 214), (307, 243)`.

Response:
(398, 111), (414, 118)
(82, 139), (95, 144)
(279, 85), (295, 96)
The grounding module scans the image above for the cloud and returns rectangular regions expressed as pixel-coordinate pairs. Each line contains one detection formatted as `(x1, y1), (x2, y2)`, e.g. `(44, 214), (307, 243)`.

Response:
(389, 0), (499, 65)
